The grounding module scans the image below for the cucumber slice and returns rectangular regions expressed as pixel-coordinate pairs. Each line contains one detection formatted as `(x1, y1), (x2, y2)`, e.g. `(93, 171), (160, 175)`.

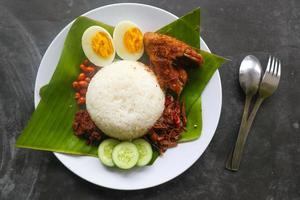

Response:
(112, 142), (139, 169)
(133, 139), (153, 166)
(98, 139), (120, 167)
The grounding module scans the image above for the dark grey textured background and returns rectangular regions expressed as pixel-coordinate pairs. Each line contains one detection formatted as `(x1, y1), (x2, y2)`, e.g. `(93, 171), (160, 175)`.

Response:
(0, 0), (299, 199)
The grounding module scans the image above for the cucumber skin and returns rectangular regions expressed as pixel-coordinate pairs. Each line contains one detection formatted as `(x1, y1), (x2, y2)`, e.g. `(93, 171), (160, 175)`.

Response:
(133, 139), (153, 166)
(98, 139), (120, 167)
(112, 142), (139, 170)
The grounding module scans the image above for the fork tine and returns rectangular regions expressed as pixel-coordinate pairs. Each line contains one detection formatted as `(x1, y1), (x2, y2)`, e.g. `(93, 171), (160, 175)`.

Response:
(270, 56), (275, 75)
(277, 59), (281, 77)
(273, 58), (278, 76)
(266, 56), (272, 73)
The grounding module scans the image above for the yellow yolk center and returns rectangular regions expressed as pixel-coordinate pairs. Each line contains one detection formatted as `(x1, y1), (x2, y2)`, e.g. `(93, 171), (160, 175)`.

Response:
(123, 27), (143, 53)
(91, 32), (114, 58)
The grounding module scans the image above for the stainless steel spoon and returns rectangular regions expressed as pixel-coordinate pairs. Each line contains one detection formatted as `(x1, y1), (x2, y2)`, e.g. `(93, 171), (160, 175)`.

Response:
(226, 55), (262, 171)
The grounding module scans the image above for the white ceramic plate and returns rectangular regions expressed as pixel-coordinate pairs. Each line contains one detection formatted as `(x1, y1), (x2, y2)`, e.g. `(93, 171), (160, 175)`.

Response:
(34, 3), (222, 190)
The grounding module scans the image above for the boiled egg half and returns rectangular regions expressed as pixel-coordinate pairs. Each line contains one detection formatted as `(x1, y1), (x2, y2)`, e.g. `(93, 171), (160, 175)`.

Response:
(82, 26), (115, 66)
(113, 21), (144, 61)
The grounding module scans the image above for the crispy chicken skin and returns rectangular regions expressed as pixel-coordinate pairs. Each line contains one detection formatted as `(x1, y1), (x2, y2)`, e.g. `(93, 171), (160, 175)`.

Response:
(143, 32), (203, 95)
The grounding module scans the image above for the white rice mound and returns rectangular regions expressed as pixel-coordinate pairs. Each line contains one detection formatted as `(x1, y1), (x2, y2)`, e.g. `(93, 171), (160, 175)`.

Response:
(86, 60), (165, 140)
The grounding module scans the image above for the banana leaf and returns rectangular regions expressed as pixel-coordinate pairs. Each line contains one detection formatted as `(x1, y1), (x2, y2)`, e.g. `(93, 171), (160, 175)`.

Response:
(16, 8), (227, 158)
(180, 51), (227, 141)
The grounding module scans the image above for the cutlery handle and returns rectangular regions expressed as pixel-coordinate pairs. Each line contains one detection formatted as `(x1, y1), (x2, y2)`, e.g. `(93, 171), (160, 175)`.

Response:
(245, 97), (264, 134)
(229, 97), (264, 171)
(225, 95), (252, 170)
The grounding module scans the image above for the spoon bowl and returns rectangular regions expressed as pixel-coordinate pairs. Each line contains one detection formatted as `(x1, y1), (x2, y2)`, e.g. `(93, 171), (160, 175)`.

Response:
(239, 55), (262, 95)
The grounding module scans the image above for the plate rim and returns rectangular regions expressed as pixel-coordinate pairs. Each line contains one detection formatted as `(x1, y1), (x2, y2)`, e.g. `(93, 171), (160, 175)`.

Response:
(34, 3), (222, 190)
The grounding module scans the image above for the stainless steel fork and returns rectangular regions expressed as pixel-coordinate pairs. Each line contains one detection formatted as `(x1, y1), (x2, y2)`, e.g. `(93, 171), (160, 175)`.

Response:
(227, 56), (281, 171)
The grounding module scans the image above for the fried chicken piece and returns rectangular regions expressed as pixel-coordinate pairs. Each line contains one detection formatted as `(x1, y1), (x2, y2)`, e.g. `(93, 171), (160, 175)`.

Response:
(143, 32), (203, 95)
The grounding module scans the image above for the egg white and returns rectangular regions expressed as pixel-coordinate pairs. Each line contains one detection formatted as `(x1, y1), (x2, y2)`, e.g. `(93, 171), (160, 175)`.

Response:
(113, 21), (144, 61)
(82, 26), (115, 67)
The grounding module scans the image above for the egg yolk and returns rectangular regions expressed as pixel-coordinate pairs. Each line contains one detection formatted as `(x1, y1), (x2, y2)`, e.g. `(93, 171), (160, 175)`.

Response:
(123, 27), (143, 53)
(91, 32), (114, 58)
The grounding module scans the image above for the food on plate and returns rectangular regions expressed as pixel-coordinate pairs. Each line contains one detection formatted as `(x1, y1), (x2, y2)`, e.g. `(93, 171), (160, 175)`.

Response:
(86, 60), (165, 140)
(73, 110), (103, 144)
(98, 138), (153, 169)
(112, 141), (139, 169)
(133, 139), (153, 166)
(147, 94), (187, 153)
(144, 32), (203, 95)
(98, 138), (120, 167)
(76, 24), (202, 156)
(72, 59), (97, 105)
(113, 20), (144, 61)
(82, 26), (115, 66)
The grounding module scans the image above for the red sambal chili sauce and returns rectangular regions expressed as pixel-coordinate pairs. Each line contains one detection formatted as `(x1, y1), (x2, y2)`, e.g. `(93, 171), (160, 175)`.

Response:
(72, 110), (103, 145)
(71, 59), (102, 145)
(145, 94), (187, 154)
